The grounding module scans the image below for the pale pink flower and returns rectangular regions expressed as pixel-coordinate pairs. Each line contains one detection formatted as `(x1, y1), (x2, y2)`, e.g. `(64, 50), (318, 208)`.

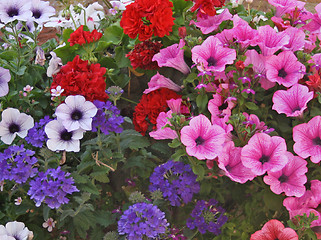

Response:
(241, 133), (288, 176)
(152, 39), (190, 74)
(180, 114), (226, 160)
(143, 73), (181, 94)
(265, 51), (305, 87)
(51, 85), (64, 97)
(23, 85), (33, 92)
(218, 141), (256, 184)
(272, 84), (313, 117)
(293, 115), (321, 163)
(43, 218), (55, 232)
(263, 152), (307, 197)
(14, 197), (22, 206)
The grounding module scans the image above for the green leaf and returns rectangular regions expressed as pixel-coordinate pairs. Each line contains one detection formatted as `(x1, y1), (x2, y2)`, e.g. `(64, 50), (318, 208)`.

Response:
(168, 138), (181, 148)
(114, 46), (131, 68)
(184, 72), (198, 83)
(171, 148), (186, 161)
(196, 94), (208, 113)
(245, 102), (259, 111)
(192, 164), (205, 181)
(102, 25), (124, 45)
(98, 57), (118, 69)
(172, 0), (193, 14)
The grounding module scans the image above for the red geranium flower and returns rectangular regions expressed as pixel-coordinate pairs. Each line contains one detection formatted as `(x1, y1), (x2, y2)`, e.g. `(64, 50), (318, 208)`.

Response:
(68, 25), (103, 47)
(51, 55), (108, 102)
(126, 40), (162, 70)
(251, 219), (298, 240)
(133, 88), (181, 135)
(189, 0), (225, 16)
(120, 0), (175, 41)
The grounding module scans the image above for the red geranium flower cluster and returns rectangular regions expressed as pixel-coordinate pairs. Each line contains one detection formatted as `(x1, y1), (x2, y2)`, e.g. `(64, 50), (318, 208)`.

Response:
(68, 25), (103, 47)
(133, 88), (181, 136)
(189, 0), (226, 16)
(51, 55), (108, 102)
(120, 0), (175, 41)
(126, 40), (162, 70)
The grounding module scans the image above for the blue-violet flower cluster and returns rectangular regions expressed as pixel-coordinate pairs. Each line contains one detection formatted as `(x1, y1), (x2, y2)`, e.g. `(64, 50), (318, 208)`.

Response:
(92, 100), (124, 135)
(186, 199), (228, 235)
(149, 160), (200, 206)
(118, 202), (169, 240)
(25, 116), (51, 148)
(0, 145), (38, 184)
(27, 166), (79, 209)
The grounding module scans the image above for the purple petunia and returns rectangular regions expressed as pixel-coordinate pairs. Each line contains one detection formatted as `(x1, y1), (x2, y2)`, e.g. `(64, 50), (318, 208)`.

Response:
(27, 166), (79, 209)
(92, 100), (124, 135)
(186, 199), (227, 235)
(149, 160), (200, 206)
(118, 202), (169, 240)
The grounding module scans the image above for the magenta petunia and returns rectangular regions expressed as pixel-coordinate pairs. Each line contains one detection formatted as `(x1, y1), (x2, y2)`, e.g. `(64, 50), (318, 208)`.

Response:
(180, 114), (226, 160)
(143, 72), (181, 94)
(265, 51), (305, 87)
(152, 39), (190, 75)
(208, 93), (235, 123)
(263, 152), (307, 197)
(241, 133), (288, 176)
(215, 29), (234, 48)
(293, 115), (321, 163)
(303, 3), (321, 34)
(272, 84), (313, 117)
(253, 25), (289, 56)
(232, 15), (257, 52)
(283, 27), (305, 52)
(191, 36), (236, 73)
(190, 8), (232, 35)
(149, 111), (178, 140)
(268, 0), (305, 17)
(218, 141), (256, 184)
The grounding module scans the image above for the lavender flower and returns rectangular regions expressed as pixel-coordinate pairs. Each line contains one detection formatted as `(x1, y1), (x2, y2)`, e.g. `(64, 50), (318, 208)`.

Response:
(0, 145), (38, 184)
(118, 202), (169, 240)
(27, 167), (79, 209)
(0, 67), (11, 97)
(92, 101), (124, 135)
(186, 199), (227, 235)
(25, 116), (51, 148)
(0, 0), (32, 24)
(149, 160), (200, 206)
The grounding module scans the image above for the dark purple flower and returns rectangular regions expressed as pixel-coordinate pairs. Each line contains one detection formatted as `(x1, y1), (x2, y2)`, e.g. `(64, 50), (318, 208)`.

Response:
(25, 116), (52, 148)
(118, 202), (169, 240)
(149, 160), (200, 206)
(187, 199), (227, 235)
(27, 167), (79, 209)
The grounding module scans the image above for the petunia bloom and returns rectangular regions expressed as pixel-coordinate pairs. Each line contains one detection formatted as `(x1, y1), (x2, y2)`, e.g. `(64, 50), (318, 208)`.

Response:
(143, 72), (181, 94)
(272, 84), (313, 117)
(152, 39), (190, 74)
(250, 219), (298, 240)
(263, 152), (307, 197)
(0, 108), (34, 145)
(218, 141), (256, 184)
(265, 51), (305, 88)
(55, 95), (97, 131)
(0, 67), (11, 97)
(268, 0), (305, 18)
(191, 36), (236, 73)
(293, 115), (321, 163)
(0, 0), (32, 24)
(149, 111), (178, 140)
(29, 0), (55, 25)
(241, 133), (288, 176)
(180, 114), (226, 160)
(0, 221), (33, 240)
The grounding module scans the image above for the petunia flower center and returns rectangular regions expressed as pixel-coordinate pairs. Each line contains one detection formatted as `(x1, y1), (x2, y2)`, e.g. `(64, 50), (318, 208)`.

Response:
(259, 154), (269, 164)
(313, 137), (321, 146)
(292, 106), (301, 113)
(60, 130), (72, 141)
(218, 102), (228, 111)
(7, 7), (19, 17)
(278, 174), (288, 183)
(278, 68), (287, 78)
(9, 123), (20, 133)
(207, 57), (217, 67)
(71, 110), (83, 121)
(32, 9), (42, 19)
(195, 136), (205, 146)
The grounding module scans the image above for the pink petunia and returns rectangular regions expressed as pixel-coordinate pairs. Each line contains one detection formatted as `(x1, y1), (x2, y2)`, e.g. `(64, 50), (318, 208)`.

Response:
(232, 15), (257, 52)
(268, 0), (305, 18)
(241, 133), (288, 176)
(152, 39), (190, 75)
(215, 29), (235, 48)
(190, 8), (232, 34)
(265, 51), (306, 88)
(250, 219), (298, 240)
(263, 152), (307, 197)
(191, 36), (236, 73)
(293, 115), (321, 163)
(253, 25), (289, 56)
(208, 93), (235, 123)
(283, 27), (306, 52)
(218, 141), (256, 184)
(180, 114), (226, 160)
(303, 3), (321, 34)
(143, 72), (181, 94)
(272, 84), (313, 117)
(149, 111), (178, 140)
(243, 112), (268, 133)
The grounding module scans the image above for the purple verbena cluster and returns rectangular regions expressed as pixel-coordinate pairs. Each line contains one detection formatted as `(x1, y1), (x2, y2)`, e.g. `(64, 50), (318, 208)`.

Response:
(149, 160), (200, 206)
(27, 166), (79, 209)
(0, 145), (38, 184)
(186, 199), (228, 235)
(25, 116), (52, 148)
(118, 202), (169, 240)
(92, 100), (124, 135)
